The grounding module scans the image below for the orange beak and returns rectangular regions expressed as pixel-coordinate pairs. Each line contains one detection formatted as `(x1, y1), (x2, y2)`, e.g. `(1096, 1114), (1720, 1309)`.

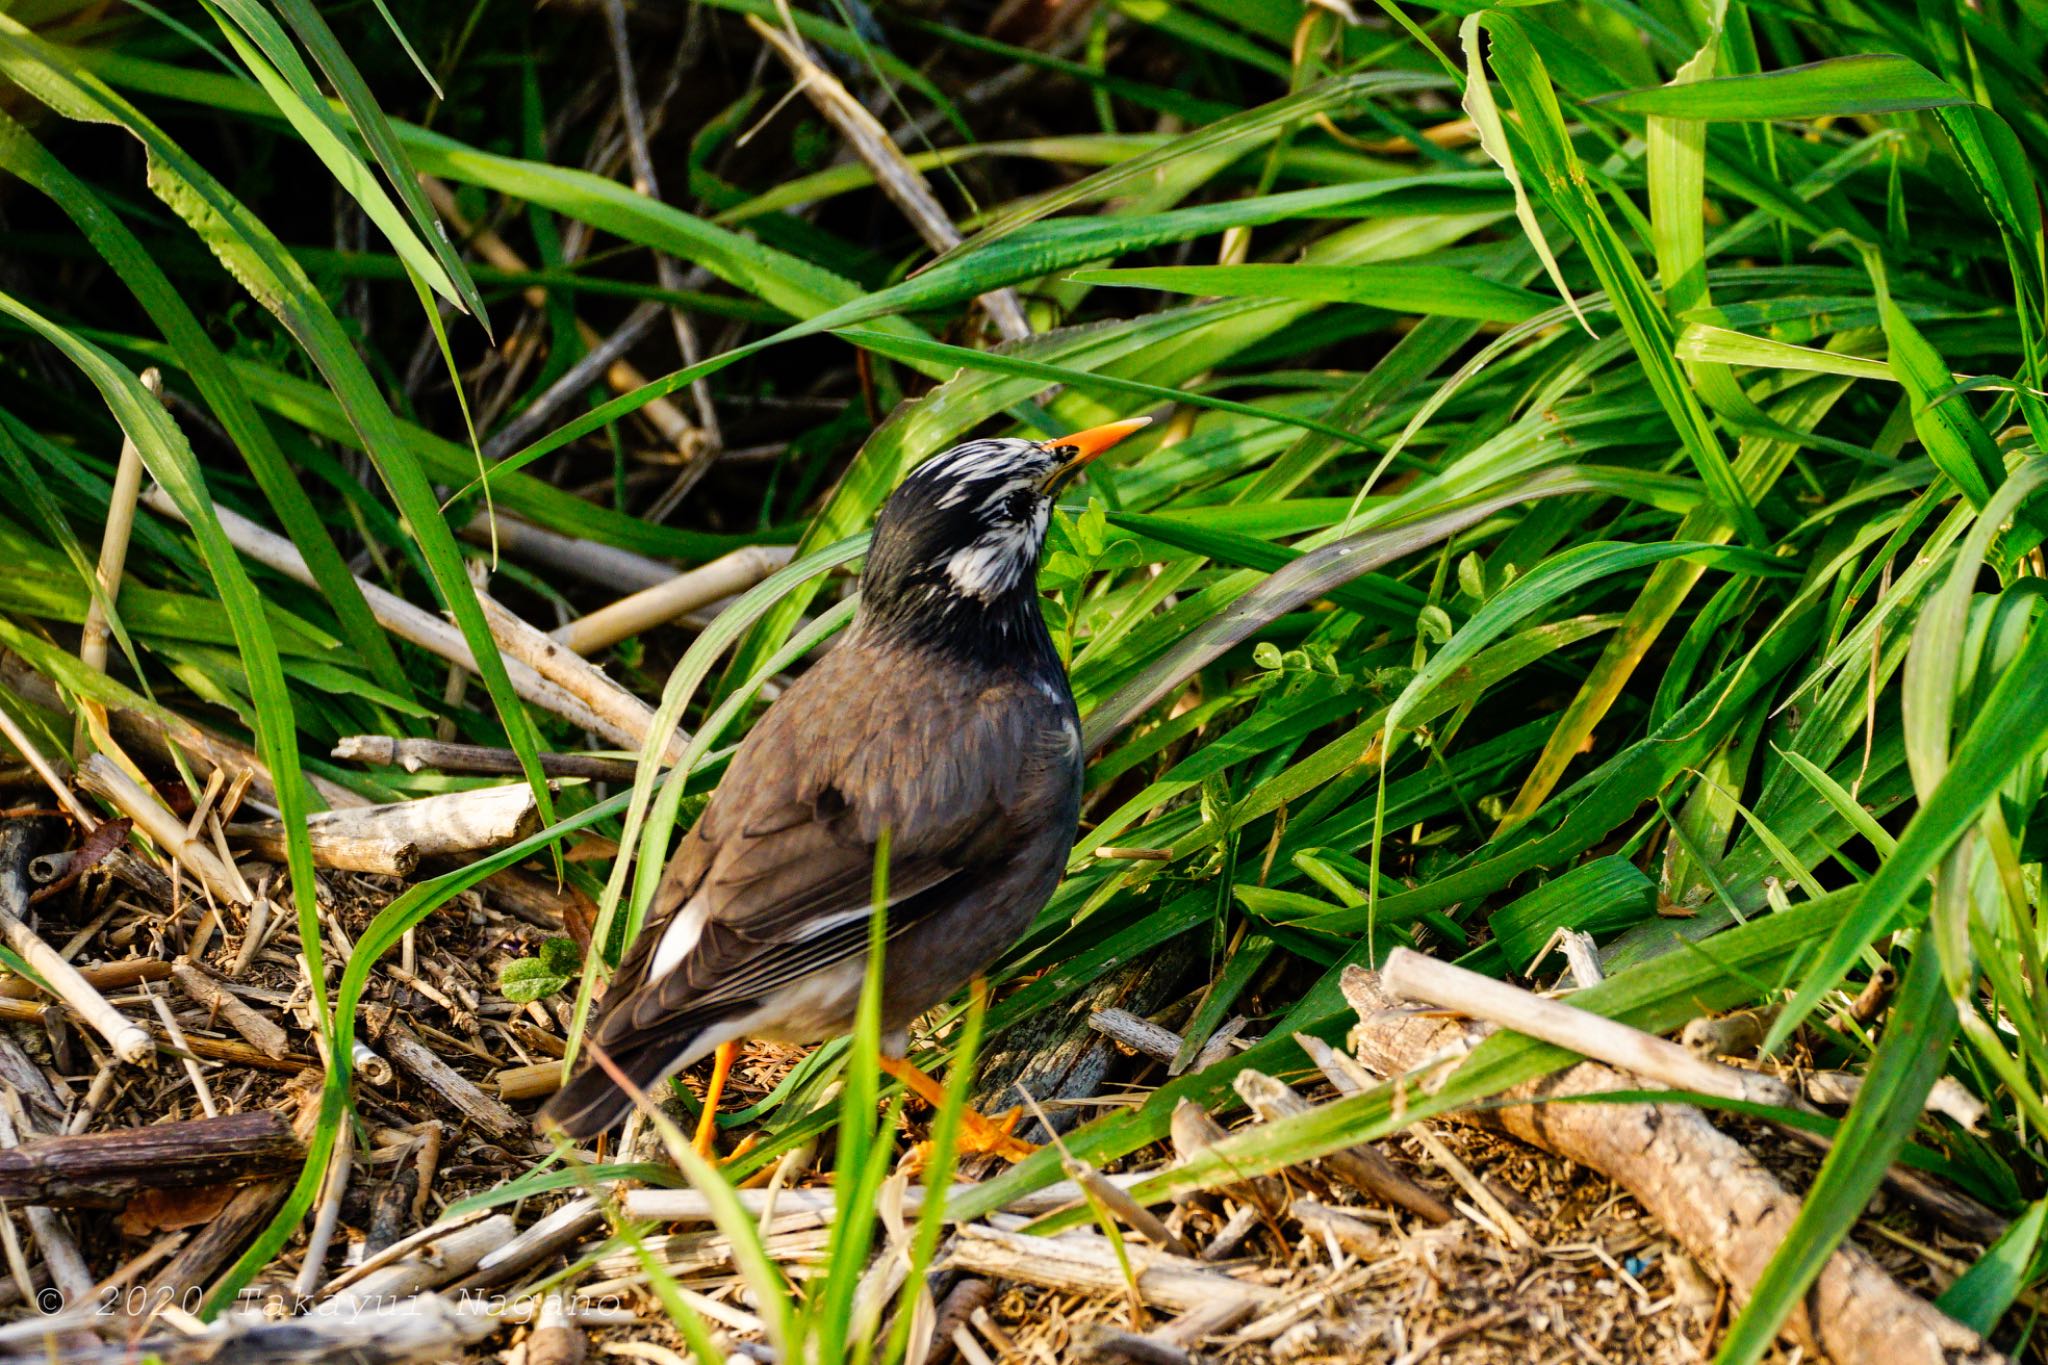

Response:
(1041, 416), (1152, 491)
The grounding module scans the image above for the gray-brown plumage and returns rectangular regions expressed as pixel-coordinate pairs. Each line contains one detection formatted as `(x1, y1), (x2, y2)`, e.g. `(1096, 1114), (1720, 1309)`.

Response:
(542, 420), (1148, 1138)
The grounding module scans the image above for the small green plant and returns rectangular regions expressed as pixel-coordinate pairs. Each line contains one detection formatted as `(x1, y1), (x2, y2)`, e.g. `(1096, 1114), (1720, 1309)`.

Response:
(498, 937), (583, 1003)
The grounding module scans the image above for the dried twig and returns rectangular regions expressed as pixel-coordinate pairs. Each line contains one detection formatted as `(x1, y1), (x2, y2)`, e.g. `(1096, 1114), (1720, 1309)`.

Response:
(334, 736), (640, 783)
(457, 512), (673, 594)
(141, 488), (676, 759)
(748, 14), (1029, 340)
(1232, 1069), (1452, 1225)
(1088, 1007), (1184, 1064)
(75, 754), (247, 908)
(944, 1224), (1275, 1314)
(368, 1010), (527, 1144)
(0, 821), (153, 1064)
(169, 959), (288, 1059)
(0, 1110), (301, 1204)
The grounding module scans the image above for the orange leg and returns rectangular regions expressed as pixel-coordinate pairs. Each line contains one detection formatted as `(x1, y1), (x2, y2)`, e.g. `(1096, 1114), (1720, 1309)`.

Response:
(878, 1055), (1037, 1163)
(692, 1040), (738, 1158)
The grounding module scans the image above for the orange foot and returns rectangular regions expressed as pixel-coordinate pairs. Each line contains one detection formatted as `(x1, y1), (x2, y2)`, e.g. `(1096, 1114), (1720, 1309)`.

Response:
(692, 1040), (738, 1159)
(879, 1055), (1038, 1163)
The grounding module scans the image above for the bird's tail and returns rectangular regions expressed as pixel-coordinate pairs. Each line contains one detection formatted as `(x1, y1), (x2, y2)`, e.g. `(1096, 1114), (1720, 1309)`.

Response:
(536, 1035), (688, 1139)
(536, 1017), (733, 1140)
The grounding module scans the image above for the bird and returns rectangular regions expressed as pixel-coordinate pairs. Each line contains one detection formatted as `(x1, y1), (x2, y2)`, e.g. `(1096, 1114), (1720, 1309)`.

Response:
(540, 417), (1152, 1153)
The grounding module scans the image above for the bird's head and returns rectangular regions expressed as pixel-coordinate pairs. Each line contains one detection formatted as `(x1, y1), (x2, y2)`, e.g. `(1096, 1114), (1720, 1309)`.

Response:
(858, 418), (1150, 650)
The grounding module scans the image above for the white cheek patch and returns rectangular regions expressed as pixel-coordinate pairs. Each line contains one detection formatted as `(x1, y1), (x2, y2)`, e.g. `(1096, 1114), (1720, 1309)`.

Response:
(943, 503), (1048, 600)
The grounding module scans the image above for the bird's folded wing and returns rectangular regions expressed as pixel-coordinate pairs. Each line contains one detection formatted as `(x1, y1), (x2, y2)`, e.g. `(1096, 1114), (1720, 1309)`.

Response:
(607, 795), (1008, 1042)
(598, 650), (1050, 1045)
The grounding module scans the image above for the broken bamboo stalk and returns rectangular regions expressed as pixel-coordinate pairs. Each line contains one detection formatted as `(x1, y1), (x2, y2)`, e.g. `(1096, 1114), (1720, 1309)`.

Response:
(230, 783), (542, 877)
(549, 544), (792, 655)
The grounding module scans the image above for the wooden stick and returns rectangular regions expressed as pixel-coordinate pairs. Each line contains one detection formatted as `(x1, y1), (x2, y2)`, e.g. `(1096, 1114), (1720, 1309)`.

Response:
(169, 959), (288, 1059)
(619, 1173), (1150, 1226)
(0, 996), (310, 1069)
(550, 545), (792, 655)
(475, 589), (683, 761)
(140, 489), (673, 758)
(74, 755), (245, 908)
(1064, 1155), (1195, 1257)
(368, 1011), (526, 1143)
(526, 1290), (587, 1365)
(0, 703), (99, 829)
(1290, 1199), (1391, 1258)
(1293, 1031), (1533, 1247)
(1088, 1007), (1184, 1065)
(459, 1197), (602, 1291)
(0, 1111), (301, 1205)
(1804, 1068), (1987, 1132)
(319, 1214), (515, 1313)
(1382, 948), (1802, 1111)
(494, 1060), (561, 1101)
(294, 1115), (353, 1297)
(3, 646), (362, 815)
(1347, 967), (2003, 1365)
(1231, 1069), (1452, 1225)
(0, 822), (153, 1065)
(68, 1292), (493, 1364)
(334, 736), (640, 783)
(145, 984), (218, 1117)
(0, 1096), (93, 1318)
(1168, 1099), (1286, 1222)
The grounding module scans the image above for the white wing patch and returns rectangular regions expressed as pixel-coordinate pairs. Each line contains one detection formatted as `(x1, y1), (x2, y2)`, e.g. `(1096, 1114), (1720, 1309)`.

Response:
(647, 893), (711, 982)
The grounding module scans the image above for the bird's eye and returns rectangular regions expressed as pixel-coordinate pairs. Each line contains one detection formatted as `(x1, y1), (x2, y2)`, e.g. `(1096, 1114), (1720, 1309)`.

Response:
(1003, 489), (1035, 520)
